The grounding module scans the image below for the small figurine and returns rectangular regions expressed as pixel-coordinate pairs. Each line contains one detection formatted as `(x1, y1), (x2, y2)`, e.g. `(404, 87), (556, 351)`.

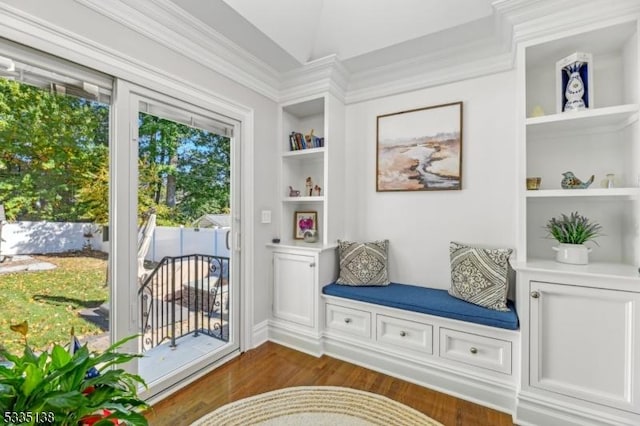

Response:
(531, 105), (545, 117)
(314, 185), (321, 196)
(305, 129), (314, 146)
(305, 177), (313, 196)
(561, 171), (594, 189)
(288, 186), (300, 197)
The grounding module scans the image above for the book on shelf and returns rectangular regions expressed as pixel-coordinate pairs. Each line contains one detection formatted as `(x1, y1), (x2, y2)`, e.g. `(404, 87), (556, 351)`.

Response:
(288, 132), (324, 151)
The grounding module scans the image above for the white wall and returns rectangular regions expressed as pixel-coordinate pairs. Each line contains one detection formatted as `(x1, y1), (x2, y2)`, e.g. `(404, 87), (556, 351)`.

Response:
(344, 71), (518, 289)
(0, 0), (278, 325)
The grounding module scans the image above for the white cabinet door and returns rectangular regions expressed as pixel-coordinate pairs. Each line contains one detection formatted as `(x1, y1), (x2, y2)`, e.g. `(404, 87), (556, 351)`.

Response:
(273, 252), (317, 328)
(530, 281), (640, 413)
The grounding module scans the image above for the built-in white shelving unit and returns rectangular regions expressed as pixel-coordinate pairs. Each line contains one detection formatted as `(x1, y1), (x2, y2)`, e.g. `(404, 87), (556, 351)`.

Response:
(268, 93), (345, 354)
(518, 19), (640, 271)
(278, 94), (345, 247)
(515, 16), (640, 426)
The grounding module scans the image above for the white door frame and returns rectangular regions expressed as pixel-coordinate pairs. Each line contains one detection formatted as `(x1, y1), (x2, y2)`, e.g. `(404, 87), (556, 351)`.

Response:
(111, 80), (255, 359)
(112, 81), (246, 398)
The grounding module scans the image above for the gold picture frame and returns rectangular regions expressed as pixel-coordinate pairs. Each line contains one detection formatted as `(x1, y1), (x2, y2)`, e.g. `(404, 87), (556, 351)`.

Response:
(294, 211), (317, 240)
(376, 101), (463, 191)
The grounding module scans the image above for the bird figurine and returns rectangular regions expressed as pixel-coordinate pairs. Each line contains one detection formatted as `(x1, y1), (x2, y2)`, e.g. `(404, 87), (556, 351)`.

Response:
(561, 171), (594, 189)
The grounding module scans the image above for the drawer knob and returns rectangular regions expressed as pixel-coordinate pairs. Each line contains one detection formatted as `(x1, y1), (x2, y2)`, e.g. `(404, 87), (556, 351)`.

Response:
(309, 262), (316, 268)
(531, 291), (540, 299)
(344, 318), (352, 324)
(469, 347), (478, 354)
(399, 331), (407, 337)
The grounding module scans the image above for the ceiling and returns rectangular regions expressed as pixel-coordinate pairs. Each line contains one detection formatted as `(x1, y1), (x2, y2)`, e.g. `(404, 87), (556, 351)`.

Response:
(168, 0), (498, 74)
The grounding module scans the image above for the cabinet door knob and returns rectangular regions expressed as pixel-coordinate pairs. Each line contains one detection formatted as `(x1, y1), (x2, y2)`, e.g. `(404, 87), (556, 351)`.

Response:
(469, 347), (478, 354)
(309, 262), (316, 268)
(399, 331), (407, 337)
(531, 291), (540, 299)
(344, 318), (352, 324)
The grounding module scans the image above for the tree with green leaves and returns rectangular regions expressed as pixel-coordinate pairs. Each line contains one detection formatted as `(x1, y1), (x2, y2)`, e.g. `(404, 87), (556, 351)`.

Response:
(0, 78), (230, 226)
(137, 113), (230, 225)
(0, 79), (108, 222)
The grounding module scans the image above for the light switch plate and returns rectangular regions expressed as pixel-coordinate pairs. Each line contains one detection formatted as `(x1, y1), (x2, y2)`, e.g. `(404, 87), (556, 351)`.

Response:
(261, 210), (271, 224)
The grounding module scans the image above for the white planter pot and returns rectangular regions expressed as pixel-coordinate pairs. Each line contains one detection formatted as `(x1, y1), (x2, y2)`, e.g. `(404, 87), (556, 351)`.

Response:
(553, 243), (591, 265)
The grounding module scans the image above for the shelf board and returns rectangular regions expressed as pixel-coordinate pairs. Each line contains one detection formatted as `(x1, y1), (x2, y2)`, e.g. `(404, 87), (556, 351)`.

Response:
(266, 241), (337, 252)
(526, 188), (640, 198)
(526, 104), (639, 138)
(514, 258), (640, 282)
(282, 147), (325, 160)
(283, 196), (324, 203)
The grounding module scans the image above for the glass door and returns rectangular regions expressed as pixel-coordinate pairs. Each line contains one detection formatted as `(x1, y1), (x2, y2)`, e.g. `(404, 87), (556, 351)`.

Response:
(112, 81), (240, 398)
(0, 44), (113, 357)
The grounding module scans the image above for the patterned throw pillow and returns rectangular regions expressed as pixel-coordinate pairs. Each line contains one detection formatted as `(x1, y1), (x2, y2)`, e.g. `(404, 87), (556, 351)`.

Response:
(448, 241), (513, 311)
(336, 240), (390, 286)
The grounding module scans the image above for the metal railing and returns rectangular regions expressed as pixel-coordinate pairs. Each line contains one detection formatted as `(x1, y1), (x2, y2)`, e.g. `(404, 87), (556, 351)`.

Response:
(138, 254), (229, 352)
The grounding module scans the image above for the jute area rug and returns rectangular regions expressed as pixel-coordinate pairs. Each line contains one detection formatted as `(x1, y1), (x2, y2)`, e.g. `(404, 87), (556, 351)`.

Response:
(191, 386), (443, 426)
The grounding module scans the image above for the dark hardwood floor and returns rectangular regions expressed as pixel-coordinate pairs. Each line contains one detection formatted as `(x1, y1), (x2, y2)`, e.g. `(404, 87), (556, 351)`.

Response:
(146, 341), (514, 426)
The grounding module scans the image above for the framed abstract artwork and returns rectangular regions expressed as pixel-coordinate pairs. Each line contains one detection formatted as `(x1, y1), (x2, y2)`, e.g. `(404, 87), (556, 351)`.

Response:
(376, 101), (463, 191)
(294, 211), (317, 240)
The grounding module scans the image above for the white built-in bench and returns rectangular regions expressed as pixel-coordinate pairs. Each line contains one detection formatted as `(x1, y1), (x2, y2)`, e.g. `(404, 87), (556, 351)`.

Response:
(321, 282), (520, 414)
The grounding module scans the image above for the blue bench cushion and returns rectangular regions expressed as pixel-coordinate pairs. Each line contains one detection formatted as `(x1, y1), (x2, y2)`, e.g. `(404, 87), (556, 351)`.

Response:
(323, 282), (518, 330)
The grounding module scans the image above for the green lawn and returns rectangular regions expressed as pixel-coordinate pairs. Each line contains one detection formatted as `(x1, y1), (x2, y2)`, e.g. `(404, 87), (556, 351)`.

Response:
(0, 252), (108, 355)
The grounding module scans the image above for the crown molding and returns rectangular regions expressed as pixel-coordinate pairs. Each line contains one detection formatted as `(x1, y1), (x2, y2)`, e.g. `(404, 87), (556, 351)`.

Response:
(76, 0), (281, 101)
(6, 0), (639, 108)
(73, 0), (515, 105)
(494, 0), (640, 45)
(0, 2), (253, 120)
(279, 55), (349, 103)
(345, 51), (514, 104)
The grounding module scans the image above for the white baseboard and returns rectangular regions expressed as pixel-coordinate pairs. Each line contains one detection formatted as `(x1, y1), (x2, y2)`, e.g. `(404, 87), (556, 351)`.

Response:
(268, 320), (323, 357)
(516, 391), (640, 426)
(251, 319), (269, 349)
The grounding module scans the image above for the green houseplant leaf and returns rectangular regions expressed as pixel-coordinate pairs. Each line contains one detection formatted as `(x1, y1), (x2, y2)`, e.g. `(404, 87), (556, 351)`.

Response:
(0, 323), (149, 425)
(545, 211), (602, 245)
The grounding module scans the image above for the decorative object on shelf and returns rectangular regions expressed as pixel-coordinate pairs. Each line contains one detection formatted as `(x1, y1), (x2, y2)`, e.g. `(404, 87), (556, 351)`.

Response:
(531, 105), (545, 117)
(545, 211), (602, 265)
(526, 177), (541, 190)
(304, 129), (315, 146)
(314, 185), (321, 196)
(288, 186), (300, 197)
(377, 102), (462, 192)
(294, 211), (317, 240)
(305, 177), (313, 196)
(303, 229), (318, 243)
(605, 173), (615, 188)
(556, 52), (593, 113)
(561, 171), (594, 189)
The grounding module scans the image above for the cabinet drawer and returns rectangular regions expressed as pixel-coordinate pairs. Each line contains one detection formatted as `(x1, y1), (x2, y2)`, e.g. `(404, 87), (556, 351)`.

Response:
(439, 328), (511, 374)
(325, 303), (371, 338)
(376, 314), (433, 355)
